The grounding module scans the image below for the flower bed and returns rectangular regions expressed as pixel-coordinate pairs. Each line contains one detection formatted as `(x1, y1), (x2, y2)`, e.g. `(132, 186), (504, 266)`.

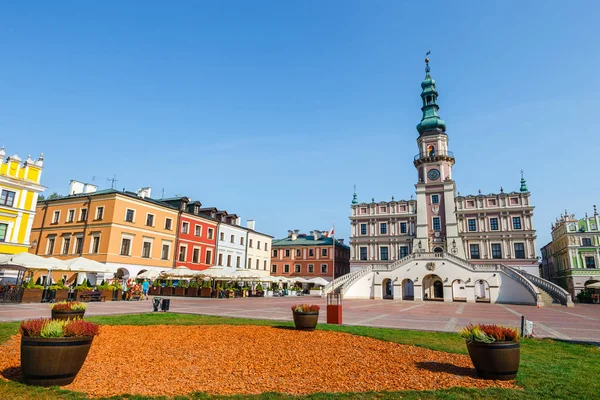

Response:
(0, 325), (516, 397)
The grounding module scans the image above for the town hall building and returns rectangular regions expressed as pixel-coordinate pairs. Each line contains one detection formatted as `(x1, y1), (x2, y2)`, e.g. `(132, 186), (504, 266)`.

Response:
(334, 58), (573, 307)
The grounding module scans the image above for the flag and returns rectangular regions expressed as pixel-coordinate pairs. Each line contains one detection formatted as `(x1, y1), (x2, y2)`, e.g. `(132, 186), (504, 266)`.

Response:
(327, 226), (334, 238)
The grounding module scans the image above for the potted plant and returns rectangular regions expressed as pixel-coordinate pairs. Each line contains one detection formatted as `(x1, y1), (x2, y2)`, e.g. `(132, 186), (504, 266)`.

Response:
(161, 280), (174, 296)
(149, 279), (161, 295)
(20, 318), (100, 386)
(174, 280), (187, 296)
(21, 279), (44, 303)
(291, 304), (320, 331)
(51, 301), (87, 320)
(310, 286), (323, 296)
(96, 280), (113, 301)
(108, 281), (122, 301)
(256, 283), (264, 297)
(200, 280), (212, 297)
(186, 280), (199, 297)
(459, 323), (520, 380)
(48, 281), (69, 302)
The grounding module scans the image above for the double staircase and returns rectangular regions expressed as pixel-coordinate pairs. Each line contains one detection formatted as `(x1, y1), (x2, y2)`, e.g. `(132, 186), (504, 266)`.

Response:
(327, 253), (574, 307)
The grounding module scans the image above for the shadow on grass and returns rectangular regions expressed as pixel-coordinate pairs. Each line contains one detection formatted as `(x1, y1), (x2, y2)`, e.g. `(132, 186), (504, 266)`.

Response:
(415, 361), (476, 377)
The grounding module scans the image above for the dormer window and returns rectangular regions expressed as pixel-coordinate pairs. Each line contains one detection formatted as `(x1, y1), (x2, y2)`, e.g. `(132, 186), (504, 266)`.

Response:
(194, 206), (199, 214)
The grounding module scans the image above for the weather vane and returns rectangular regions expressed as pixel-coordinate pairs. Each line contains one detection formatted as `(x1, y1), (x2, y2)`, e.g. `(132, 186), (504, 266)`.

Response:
(425, 50), (431, 73)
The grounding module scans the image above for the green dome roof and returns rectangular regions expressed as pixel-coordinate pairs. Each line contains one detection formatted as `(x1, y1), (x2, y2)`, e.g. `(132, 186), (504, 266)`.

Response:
(416, 70), (446, 135)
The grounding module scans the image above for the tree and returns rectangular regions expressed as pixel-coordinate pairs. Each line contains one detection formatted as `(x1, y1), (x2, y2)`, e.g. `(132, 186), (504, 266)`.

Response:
(37, 192), (62, 203)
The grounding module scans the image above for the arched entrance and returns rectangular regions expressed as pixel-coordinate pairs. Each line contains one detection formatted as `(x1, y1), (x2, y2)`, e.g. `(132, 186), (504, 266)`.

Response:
(423, 274), (444, 301)
(452, 279), (467, 301)
(402, 279), (414, 300)
(382, 278), (394, 300)
(433, 247), (444, 253)
(475, 280), (490, 302)
(116, 268), (130, 281)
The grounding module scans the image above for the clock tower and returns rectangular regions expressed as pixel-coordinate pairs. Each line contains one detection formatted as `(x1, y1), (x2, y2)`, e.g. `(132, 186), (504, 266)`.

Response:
(412, 56), (465, 258)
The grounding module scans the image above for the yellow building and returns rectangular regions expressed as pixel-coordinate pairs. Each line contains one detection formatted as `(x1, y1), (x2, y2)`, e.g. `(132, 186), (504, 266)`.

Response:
(0, 146), (45, 254)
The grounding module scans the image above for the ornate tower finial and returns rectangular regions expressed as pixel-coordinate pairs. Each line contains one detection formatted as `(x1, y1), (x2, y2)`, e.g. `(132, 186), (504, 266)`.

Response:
(500, 186), (504, 193)
(519, 170), (528, 192)
(351, 185), (358, 205)
(594, 204), (598, 216)
(416, 51), (446, 135)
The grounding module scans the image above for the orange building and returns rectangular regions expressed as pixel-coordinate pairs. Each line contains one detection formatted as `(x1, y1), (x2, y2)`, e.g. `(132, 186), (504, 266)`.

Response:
(30, 182), (178, 282)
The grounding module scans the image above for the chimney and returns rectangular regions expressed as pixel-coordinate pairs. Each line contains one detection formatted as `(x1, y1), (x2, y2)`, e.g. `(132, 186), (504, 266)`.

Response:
(313, 230), (321, 240)
(136, 187), (152, 199)
(287, 230), (294, 238)
(247, 220), (255, 230)
(291, 230), (299, 240)
(69, 180), (97, 195)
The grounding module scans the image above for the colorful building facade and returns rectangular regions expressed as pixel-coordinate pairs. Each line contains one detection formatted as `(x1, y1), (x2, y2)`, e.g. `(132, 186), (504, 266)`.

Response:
(271, 230), (350, 281)
(160, 198), (218, 271)
(0, 147), (45, 255)
(541, 207), (600, 298)
(245, 220), (272, 276)
(30, 182), (178, 282)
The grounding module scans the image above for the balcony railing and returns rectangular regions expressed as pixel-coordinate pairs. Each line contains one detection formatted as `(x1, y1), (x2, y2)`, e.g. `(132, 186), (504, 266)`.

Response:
(414, 150), (454, 161)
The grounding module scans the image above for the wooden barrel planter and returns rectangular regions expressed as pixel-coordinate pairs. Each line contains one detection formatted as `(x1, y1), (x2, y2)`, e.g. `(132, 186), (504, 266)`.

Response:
(21, 336), (94, 386)
(292, 311), (319, 331)
(466, 341), (520, 380)
(51, 309), (85, 321)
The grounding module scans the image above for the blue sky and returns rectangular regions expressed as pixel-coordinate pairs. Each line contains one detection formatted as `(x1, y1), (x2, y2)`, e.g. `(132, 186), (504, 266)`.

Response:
(1, 1), (598, 251)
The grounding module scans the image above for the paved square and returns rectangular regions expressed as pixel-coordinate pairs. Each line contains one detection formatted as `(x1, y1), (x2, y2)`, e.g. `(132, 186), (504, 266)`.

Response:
(1, 297), (598, 343)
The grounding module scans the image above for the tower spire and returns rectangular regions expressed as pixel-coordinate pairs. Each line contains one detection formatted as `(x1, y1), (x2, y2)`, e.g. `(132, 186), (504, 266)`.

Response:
(351, 185), (358, 205)
(416, 52), (446, 135)
(520, 170), (528, 192)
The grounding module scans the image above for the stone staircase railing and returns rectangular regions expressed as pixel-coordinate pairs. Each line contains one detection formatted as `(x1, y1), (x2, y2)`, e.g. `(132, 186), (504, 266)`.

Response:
(498, 265), (543, 306)
(341, 266), (376, 296)
(323, 265), (373, 294)
(520, 271), (574, 307)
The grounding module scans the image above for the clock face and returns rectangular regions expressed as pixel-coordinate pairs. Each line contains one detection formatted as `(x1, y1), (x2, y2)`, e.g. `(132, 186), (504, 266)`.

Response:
(427, 169), (440, 181)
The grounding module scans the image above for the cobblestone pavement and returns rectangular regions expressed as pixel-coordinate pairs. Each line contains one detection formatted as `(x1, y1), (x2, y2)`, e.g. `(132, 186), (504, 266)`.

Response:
(1, 297), (598, 343)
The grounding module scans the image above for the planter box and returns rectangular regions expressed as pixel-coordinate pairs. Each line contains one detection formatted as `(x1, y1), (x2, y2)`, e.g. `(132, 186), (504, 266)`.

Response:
(161, 287), (174, 296)
(292, 311), (319, 331)
(185, 288), (198, 297)
(174, 287), (185, 296)
(149, 286), (161, 295)
(21, 335), (94, 386)
(466, 341), (520, 380)
(265, 290), (273, 297)
(21, 289), (43, 303)
(200, 287), (212, 297)
(309, 290), (322, 296)
(54, 289), (69, 302)
(112, 289), (122, 301)
(101, 290), (113, 301)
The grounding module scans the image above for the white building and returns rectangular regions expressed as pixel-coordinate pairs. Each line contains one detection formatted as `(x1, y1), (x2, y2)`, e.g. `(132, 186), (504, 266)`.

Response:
(212, 210), (247, 270)
(335, 59), (572, 307)
(244, 220), (272, 276)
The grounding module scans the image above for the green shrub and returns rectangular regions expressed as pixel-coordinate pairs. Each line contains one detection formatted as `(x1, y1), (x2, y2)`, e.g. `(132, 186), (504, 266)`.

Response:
(40, 320), (67, 338)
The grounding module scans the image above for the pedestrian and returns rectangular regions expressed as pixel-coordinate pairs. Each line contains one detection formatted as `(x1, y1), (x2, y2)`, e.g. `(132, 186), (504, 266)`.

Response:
(142, 279), (150, 300)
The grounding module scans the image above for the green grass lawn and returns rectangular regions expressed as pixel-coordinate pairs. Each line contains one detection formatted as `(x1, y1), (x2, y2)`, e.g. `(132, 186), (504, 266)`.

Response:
(0, 313), (598, 399)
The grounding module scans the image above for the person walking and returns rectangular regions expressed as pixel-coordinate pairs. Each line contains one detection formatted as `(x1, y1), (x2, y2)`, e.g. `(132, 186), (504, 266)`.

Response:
(142, 279), (150, 300)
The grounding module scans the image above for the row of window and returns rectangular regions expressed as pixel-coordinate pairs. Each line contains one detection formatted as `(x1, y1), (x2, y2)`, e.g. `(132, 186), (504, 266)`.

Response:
(272, 264), (328, 274)
(177, 245), (213, 264)
(360, 222), (409, 235)
(0, 189), (16, 207)
(218, 233), (268, 251)
(46, 235), (102, 256)
(272, 248), (329, 258)
(181, 221), (215, 239)
(213, 253), (268, 270)
(469, 243), (526, 259)
(359, 246), (410, 261)
(466, 217), (522, 232)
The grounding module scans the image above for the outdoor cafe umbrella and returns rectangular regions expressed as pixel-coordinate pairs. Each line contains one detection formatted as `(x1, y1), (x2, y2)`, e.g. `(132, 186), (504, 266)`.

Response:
(307, 277), (329, 287)
(137, 268), (166, 280)
(160, 266), (196, 279)
(586, 282), (600, 289)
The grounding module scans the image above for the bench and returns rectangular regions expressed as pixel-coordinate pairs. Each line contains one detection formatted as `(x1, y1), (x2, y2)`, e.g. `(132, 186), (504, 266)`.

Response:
(80, 291), (106, 302)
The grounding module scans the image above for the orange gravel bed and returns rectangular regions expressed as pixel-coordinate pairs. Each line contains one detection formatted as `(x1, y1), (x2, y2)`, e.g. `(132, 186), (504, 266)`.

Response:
(0, 325), (517, 397)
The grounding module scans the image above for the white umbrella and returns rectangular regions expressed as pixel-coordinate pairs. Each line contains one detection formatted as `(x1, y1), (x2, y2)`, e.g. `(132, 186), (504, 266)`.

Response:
(307, 277), (330, 286)
(63, 257), (111, 273)
(161, 266), (195, 278)
(0, 253), (67, 270)
(230, 270), (263, 280)
(194, 268), (232, 279)
(289, 277), (309, 283)
(137, 268), (166, 280)
(586, 282), (600, 289)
